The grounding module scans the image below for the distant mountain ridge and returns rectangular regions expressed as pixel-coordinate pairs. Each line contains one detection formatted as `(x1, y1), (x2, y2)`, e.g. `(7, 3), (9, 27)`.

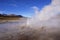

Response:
(0, 14), (26, 20)
(0, 14), (24, 18)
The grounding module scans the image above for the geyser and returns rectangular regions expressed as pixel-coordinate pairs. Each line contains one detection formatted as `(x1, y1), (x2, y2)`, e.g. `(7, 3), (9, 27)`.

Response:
(27, 0), (60, 29)
(26, 0), (60, 39)
(0, 0), (60, 40)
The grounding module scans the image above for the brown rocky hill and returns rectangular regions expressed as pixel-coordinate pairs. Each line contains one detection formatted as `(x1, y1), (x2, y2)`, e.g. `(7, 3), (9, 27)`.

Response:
(0, 14), (24, 20)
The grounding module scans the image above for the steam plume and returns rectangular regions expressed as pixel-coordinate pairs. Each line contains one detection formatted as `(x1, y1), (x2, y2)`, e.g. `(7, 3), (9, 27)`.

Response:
(27, 0), (60, 29)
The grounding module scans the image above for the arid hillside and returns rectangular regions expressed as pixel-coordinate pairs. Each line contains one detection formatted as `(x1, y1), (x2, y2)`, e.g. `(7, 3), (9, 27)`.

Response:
(0, 14), (24, 20)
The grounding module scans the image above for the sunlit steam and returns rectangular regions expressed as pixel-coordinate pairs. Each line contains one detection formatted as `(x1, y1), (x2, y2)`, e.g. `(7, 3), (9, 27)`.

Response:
(27, 0), (60, 29)
(0, 0), (60, 40)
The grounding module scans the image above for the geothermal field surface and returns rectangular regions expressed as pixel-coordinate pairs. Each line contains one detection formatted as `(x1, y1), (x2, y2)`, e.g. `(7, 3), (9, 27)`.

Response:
(0, 0), (60, 40)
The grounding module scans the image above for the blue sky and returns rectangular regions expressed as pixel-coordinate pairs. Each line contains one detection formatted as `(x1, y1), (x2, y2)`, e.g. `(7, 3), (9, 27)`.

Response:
(0, 0), (51, 17)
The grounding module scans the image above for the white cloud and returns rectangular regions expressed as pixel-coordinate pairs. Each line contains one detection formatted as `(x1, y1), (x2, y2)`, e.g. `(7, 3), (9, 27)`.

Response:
(32, 6), (39, 15)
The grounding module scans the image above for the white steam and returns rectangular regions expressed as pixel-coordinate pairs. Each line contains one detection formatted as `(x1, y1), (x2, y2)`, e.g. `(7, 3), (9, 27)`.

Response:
(27, 0), (60, 29)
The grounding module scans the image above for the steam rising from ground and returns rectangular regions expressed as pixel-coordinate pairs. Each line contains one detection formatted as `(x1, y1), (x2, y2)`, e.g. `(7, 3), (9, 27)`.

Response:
(27, 0), (60, 29)
(26, 0), (60, 40)
(0, 0), (60, 40)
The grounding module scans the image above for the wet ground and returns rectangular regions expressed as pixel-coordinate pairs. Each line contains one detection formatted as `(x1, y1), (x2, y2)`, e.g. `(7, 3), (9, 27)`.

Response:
(0, 18), (60, 40)
(0, 18), (28, 39)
